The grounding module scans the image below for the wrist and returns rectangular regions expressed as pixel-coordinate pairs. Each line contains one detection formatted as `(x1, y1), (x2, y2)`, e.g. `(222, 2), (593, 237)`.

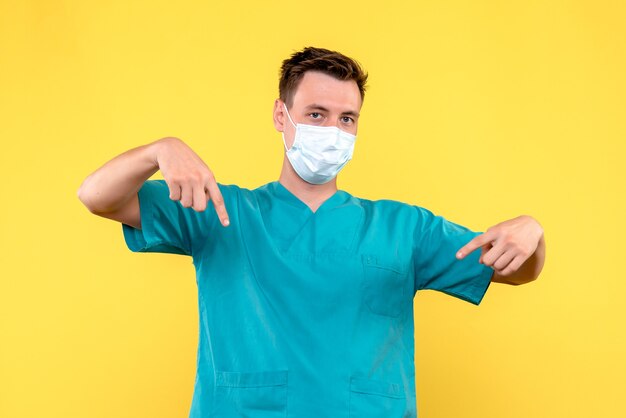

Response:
(150, 136), (178, 168)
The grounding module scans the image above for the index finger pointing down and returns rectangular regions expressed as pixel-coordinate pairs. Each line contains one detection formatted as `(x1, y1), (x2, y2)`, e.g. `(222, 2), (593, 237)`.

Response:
(456, 230), (495, 259)
(205, 178), (230, 227)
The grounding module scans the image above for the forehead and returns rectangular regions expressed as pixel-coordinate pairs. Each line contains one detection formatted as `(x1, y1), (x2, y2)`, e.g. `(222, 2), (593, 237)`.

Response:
(291, 70), (362, 111)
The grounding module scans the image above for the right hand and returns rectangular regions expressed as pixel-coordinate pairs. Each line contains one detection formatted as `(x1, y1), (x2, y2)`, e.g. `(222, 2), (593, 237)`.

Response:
(154, 137), (230, 226)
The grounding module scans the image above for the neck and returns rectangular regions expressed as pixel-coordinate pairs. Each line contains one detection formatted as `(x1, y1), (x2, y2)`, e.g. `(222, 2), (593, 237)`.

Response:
(278, 157), (338, 212)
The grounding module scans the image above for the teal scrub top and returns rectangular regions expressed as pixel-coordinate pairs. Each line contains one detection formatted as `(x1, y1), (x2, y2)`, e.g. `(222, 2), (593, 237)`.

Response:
(122, 179), (494, 418)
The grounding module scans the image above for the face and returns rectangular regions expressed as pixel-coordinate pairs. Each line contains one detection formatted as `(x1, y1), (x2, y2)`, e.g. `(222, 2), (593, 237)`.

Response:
(273, 70), (362, 149)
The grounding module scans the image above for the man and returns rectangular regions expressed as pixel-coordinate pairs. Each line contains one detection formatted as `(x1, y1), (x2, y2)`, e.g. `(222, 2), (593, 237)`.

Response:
(78, 46), (545, 417)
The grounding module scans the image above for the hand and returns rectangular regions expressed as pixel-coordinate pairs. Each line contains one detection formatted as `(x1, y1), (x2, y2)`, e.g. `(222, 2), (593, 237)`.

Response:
(154, 137), (230, 226)
(456, 215), (543, 277)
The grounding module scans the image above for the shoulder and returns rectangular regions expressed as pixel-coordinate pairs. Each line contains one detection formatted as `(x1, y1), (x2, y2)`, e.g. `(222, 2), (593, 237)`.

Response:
(216, 182), (243, 200)
(348, 192), (435, 223)
(347, 193), (456, 238)
(215, 182), (272, 195)
(215, 182), (276, 208)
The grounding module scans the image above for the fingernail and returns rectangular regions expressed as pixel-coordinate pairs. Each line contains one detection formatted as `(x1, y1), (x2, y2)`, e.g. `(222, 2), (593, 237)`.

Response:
(223, 219), (230, 227)
(456, 252), (462, 259)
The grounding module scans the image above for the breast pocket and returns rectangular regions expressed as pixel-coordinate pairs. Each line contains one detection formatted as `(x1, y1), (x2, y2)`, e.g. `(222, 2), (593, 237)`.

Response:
(362, 254), (409, 318)
(349, 376), (412, 417)
(212, 370), (288, 417)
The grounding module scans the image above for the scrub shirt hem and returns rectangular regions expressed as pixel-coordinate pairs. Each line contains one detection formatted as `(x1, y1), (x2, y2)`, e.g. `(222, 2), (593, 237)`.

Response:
(422, 264), (493, 306)
(466, 265), (494, 305)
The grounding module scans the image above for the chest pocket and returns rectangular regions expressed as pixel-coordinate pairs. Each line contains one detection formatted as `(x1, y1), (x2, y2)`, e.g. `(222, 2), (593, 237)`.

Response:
(361, 254), (409, 318)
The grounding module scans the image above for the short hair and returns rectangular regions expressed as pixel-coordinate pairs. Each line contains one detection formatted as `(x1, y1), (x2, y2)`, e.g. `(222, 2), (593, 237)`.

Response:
(279, 46), (368, 108)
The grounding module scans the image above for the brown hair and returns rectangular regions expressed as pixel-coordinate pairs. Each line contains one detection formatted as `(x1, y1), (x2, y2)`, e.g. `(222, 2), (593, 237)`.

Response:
(279, 46), (368, 108)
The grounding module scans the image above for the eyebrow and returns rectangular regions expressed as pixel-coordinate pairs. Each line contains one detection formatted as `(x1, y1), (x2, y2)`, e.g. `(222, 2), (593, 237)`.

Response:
(303, 104), (360, 118)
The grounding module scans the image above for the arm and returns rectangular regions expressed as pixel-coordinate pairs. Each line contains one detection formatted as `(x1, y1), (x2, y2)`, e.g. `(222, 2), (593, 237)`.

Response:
(456, 215), (546, 286)
(77, 136), (230, 229)
(77, 139), (160, 229)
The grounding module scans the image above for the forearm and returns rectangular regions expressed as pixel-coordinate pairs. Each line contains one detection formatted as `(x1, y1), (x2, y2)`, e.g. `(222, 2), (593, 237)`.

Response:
(77, 138), (166, 213)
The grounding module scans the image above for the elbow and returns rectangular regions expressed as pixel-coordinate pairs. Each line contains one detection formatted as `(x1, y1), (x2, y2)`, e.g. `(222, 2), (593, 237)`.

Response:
(77, 181), (90, 209)
(77, 178), (102, 214)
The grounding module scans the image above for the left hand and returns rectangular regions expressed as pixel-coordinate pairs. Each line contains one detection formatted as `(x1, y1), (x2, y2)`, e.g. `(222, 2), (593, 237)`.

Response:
(456, 215), (544, 277)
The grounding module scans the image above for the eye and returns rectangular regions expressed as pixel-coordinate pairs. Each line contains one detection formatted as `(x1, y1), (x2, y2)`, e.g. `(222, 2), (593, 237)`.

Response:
(341, 116), (354, 124)
(309, 112), (322, 119)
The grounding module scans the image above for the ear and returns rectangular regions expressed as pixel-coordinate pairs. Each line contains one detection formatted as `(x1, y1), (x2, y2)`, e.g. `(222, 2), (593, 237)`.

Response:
(272, 99), (286, 132)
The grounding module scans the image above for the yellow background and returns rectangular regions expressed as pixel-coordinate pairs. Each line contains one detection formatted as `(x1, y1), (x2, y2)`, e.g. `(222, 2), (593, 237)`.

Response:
(1, 1), (624, 417)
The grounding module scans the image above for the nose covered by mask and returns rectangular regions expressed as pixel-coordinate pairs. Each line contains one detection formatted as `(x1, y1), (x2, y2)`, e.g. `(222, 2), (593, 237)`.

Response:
(281, 103), (356, 185)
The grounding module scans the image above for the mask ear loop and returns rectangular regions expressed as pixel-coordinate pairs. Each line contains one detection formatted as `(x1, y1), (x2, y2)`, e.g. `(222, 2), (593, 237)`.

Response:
(281, 132), (289, 152)
(281, 102), (297, 152)
(283, 103), (297, 127)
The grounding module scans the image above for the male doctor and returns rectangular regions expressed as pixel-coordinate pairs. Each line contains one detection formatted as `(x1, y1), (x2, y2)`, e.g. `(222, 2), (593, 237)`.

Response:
(78, 46), (545, 417)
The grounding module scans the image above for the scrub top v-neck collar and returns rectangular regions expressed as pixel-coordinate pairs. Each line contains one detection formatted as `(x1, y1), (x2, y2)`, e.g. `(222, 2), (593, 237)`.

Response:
(255, 181), (362, 256)
(268, 181), (350, 214)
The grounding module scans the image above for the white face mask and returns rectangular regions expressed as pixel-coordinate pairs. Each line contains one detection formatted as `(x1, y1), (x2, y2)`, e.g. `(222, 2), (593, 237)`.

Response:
(281, 103), (356, 185)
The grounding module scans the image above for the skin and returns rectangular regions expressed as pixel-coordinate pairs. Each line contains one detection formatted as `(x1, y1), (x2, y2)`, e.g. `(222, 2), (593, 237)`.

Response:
(77, 70), (545, 285)
(273, 71), (362, 212)
(457, 216), (545, 285)
(76, 136), (230, 230)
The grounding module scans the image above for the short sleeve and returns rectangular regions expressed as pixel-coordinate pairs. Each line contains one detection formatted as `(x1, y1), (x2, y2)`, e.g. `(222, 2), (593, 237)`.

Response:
(122, 179), (218, 256)
(413, 207), (494, 305)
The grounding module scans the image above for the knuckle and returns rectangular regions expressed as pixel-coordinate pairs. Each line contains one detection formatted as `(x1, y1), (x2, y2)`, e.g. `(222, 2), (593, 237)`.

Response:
(169, 173), (184, 182)
(180, 172), (201, 185)
(191, 172), (204, 183)
(174, 171), (204, 185)
(170, 174), (187, 187)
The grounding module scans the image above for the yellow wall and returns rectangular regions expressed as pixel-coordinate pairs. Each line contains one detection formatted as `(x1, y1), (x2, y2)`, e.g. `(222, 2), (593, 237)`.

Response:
(1, 1), (624, 417)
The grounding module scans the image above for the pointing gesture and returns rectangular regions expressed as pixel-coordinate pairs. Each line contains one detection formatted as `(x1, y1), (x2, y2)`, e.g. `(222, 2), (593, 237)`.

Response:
(456, 215), (544, 278)
(156, 137), (230, 227)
